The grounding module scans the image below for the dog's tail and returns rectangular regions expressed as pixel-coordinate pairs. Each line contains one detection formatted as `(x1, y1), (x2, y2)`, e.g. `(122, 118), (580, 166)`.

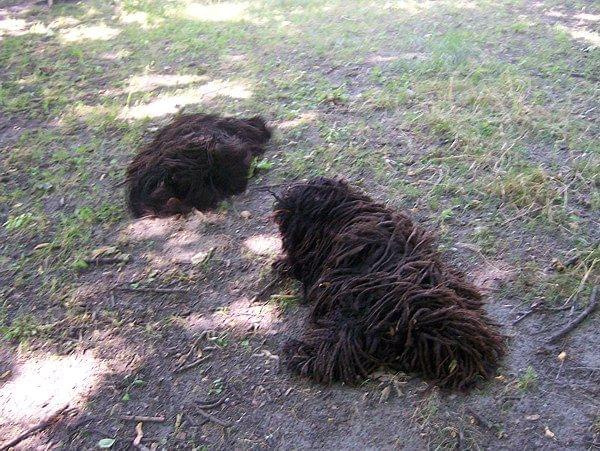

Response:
(398, 298), (506, 390)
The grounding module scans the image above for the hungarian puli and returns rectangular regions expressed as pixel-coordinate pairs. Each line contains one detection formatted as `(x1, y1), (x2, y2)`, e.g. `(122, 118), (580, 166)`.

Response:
(125, 114), (271, 217)
(273, 177), (505, 389)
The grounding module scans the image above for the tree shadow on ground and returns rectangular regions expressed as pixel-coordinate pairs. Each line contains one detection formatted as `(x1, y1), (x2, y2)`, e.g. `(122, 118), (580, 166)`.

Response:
(1, 0), (599, 448)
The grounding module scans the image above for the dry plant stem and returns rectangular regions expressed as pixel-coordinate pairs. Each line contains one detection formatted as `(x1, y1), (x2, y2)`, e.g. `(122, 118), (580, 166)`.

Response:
(174, 356), (210, 374)
(196, 409), (232, 428)
(548, 286), (598, 344)
(120, 415), (165, 423)
(114, 286), (188, 294)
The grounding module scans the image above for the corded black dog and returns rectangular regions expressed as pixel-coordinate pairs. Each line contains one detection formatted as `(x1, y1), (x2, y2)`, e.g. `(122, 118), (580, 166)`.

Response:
(273, 178), (505, 389)
(125, 114), (271, 217)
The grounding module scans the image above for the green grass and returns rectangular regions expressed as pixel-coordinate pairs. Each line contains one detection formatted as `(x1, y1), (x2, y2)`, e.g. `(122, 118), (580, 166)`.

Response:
(0, 1), (598, 449)
(517, 366), (539, 392)
(0, 0), (597, 340)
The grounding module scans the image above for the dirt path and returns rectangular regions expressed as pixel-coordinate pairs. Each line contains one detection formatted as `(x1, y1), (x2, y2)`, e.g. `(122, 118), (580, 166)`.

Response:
(1, 0), (599, 449)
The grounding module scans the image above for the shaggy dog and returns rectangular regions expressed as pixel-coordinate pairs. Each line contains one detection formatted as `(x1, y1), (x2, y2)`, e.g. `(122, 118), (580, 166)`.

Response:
(273, 178), (505, 389)
(125, 114), (272, 217)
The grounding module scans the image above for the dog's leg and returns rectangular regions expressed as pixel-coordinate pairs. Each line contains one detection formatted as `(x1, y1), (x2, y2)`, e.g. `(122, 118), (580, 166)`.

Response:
(283, 317), (377, 385)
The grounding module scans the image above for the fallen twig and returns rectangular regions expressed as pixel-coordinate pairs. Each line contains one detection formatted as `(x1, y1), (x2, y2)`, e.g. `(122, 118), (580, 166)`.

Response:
(512, 301), (542, 325)
(512, 309), (537, 325)
(500, 205), (543, 226)
(1, 405), (70, 451)
(196, 397), (225, 410)
(114, 286), (188, 294)
(196, 409), (232, 428)
(84, 257), (131, 266)
(255, 183), (283, 191)
(120, 415), (165, 423)
(251, 276), (282, 303)
(544, 303), (576, 313)
(548, 286), (598, 343)
(174, 356), (210, 374)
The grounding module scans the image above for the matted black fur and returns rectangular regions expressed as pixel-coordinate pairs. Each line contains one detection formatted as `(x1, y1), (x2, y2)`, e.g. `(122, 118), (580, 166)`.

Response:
(273, 178), (505, 389)
(125, 114), (272, 217)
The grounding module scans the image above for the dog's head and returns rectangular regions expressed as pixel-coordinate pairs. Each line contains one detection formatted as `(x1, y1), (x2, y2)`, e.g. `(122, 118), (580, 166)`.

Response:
(244, 116), (272, 143)
(127, 168), (192, 218)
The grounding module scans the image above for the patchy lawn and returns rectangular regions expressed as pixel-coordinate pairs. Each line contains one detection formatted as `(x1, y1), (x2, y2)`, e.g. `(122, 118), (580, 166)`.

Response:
(1, 0), (599, 448)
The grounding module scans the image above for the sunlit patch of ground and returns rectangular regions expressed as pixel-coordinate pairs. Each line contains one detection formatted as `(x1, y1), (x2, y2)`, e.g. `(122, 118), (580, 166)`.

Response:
(120, 79), (253, 119)
(181, 1), (250, 22)
(0, 17), (28, 36)
(59, 23), (121, 43)
(127, 74), (210, 92)
(185, 296), (281, 335)
(122, 211), (234, 266)
(123, 212), (222, 242)
(0, 353), (108, 438)
(277, 112), (318, 130)
(243, 234), (281, 257)
(558, 25), (600, 47)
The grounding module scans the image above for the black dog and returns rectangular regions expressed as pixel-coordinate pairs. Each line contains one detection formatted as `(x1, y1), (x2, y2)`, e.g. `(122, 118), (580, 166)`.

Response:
(125, 114), (271, 217)
(273, 178), (505, 389)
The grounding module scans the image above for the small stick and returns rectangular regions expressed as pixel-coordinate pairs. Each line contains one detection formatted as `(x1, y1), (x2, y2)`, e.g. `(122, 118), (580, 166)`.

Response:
(512, 309), (537, 326)
(500, 205), (543, 226)
(1, 405), (69, 450)
(512, 301), (543, 325)
(84, 257), (131, 266)
(196, 409), (232, 428)
(114, 286), (188, 294)
(174, 356), (210, 374)
(196, 397), (225, 410)
(548, 286), (598, 343)
(120, 415), (165, 423)
(255, 183), (283, 191)
(251, 277), (282, 303)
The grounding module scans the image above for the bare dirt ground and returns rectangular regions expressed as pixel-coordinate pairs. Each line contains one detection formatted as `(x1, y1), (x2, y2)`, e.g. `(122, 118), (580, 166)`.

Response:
(1, 0), (599, 449)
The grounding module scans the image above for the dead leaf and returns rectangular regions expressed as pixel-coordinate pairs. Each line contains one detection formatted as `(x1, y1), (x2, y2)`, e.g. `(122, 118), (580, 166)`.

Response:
(133, 422), (143, 447)
(525, 414), (541, 421)
(551, 258), (565, 272)
(91, 246), (119, 259)
(392, 380), (404, 397)
(253, 349), (279, 360)
(544, 426), (556, 439)
(175, 413), (183, 431)
(240, 210), (252, 219)
(369, 370), (389, 380)
(379, 385), (391, 403)
(557, 351), (567, 362)
(191, 247), (215, 266)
